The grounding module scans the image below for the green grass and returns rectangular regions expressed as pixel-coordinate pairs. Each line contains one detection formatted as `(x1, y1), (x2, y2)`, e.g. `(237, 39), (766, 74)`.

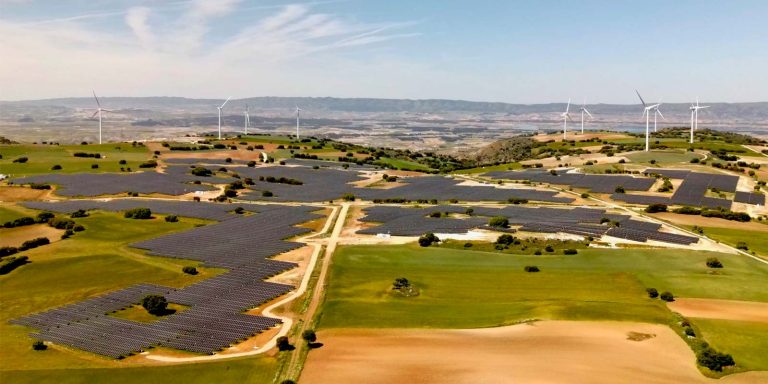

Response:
(693, 226), (768, 260)
(110, 303), (190, 323)
(611, 138), (747, 153)
(373, 157), (432, 171)
(0, 203), (39, 223)
(693, 319), (768, 371)
(453, 162), (522, 175)
(0, 143), (151, 177)
(319, 245), (768, 329)
(441, 239), (590, 255)
(1, 356), (278, 384)
(0, 211), (223, 370)
(624, 150), (702, 165)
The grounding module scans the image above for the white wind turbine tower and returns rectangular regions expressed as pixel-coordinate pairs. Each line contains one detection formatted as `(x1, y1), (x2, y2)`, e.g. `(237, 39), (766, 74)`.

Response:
(295, 106), (302, 140)
(653, 100), (664, 133)
(689, 98), (710, 144)
(90, 91), (114, 145)
(636, 90), (660, 152)
(243, 104), (250, 135)
(579, 100), (593, 134)
(561, 99), (572, 140)
(217, 97), (232, 140)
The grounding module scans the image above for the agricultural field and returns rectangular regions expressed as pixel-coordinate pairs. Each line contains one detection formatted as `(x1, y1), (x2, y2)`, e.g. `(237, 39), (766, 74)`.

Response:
(624, 149), (703, 165)
(0, 143), (152, 177)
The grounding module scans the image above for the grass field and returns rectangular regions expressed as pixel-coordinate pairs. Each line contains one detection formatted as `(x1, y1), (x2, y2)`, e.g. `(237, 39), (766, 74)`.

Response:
(0, 211), (224, 371)
(319, 245), (768, 329)
(0, 203), (39, 223)
(1, 356), (279, 384)
(693, 226), (768, 259)
(610, 138), (748, 153)
(0, 143), (151, 176)
(373, 157), (432, 171)
(625, 150), (702, 165)
(453, 162), (522, 174)
(692, 319), (768, 372)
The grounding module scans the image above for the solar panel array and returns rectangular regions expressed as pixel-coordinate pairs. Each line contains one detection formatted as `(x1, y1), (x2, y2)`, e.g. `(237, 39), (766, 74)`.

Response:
(12, 165), (231, 196)
(11, 205), (321, 357)
(653, 170), (737, 209)
(357, 205), (697, 245)
(734, 191), (766, 205)
(22, 199), (258, 221)
(485, 169), (655, 193)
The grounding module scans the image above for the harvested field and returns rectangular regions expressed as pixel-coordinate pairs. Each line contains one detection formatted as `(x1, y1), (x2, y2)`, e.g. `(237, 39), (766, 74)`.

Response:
(0, 186), (53, 202)
(652, 213), (768, 232)
(668, 298), (768, 323)
(302, 321), (768, 384)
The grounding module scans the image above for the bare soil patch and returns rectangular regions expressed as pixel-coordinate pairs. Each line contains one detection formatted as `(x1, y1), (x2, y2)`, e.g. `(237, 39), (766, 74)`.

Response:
(0, 186), (54, 202)
(668, 298), (768, 323)
(302, 321), (767, 384)
(0, 224), (64, 247)
(652, 213), (768, 232)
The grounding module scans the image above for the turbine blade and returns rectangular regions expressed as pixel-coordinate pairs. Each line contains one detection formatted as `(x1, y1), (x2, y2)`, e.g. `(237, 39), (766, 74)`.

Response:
(92, 90), (101, 108)
(220, 96), (232, 108)
(90, 110), (99, 119)
(566, 98), (571, 113)
(584, 108), (593, 118)
(657, 109), (665, 120)
(635, 90), (646, 106)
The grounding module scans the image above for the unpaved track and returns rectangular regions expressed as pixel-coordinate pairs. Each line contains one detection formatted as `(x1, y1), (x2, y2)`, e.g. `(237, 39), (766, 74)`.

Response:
(302, 321), (768, 384)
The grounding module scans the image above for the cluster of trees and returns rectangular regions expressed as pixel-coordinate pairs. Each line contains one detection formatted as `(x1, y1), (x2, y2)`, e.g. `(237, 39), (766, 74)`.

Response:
(657, 178), (674, 192)
(646, 288), (674, 301)
(697, 345), (735, 372)
(138, 160), (158, 168)
(259, 176), (303, 185)
(644, 203), (668, 213)
(124, 208), (152, 219)
(141, 294), (168, 315)
(191, 167), (213, 177)
(488, 216), (509, 228)
(418, 232), (439, 247)
(673, 206), (751, 222)
(0, 255), (29, 275)
(73, 152), (101, 158)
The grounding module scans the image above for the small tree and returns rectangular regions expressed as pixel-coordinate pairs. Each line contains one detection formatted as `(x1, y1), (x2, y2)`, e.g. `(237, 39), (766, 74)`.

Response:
(524, 266), (540, 272)
(32, 341), (47, 351)
(706, 257), (723, 268)
(182, 266), (198, 275)
(614, 185), (625, 194)
(645, 203), (668, 213)
(276, 336), (292, 351)
(141, 294), (168, 315)
(418, 233), (439, 247)
(393, 277), (411, 289)
(302, 329), (317, 344)
(496, 234), (515, 245)
(342, 193), (356, 201)
(646, 288), (659, 298)
(165, 215), (179, 222)
(488, 216), (509, 228)
(659, 291), (675, 302)
(124, 207), (152, 219)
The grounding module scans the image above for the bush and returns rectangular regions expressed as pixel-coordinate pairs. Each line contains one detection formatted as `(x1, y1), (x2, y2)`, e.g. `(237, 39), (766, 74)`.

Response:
(524, 265), (540, 272)
(418, 232), (439, 247)
(645, 203), (668, 213)
(342, 193), (355, 201)
(684, 327), (696, 337)
(276, 336), (292, 351)
(13, 156), (29, 163)
(301, 329), (317, 343)
(496, 234), (515, 245)
(563, 249), (578, 255)
(19, 237), (50, 251)
(32, 341), (47, 351)
(48, 217), (75, 230)
(91, 164), (99, 169)
(614, 185), (625, 193)
(545, 245), (554, 252)
(165, 215), (179, 222)
(697, 347), (735, 372)
(139, 160), (158, 168)
(247, 161), (256, 167)
(659, 291), (675, 302)
(736, 242), (748, 250)
(182, 266), (198, 275)
(70, 209), (89, 218)
(706, 257), (723, 268)
(488, 216), (509, 228)
(262, 190), (274, 197)
(51, 164), (62, 170)
(223, 189), (238, 198)
(141, 294), (168, 315)
(124, 207), (152, 219)
(191, 167), (213, 177)
(72, 224), (85, 232)
(646, 288), (659, 298)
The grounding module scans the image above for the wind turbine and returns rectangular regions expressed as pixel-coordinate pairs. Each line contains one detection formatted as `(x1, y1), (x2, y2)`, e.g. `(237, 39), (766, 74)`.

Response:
(217, 96), (231, 140)
(90, 91), (114, 145)
(636, 90), (660, 152)
(561, 99), (572, 140)
(243, 104), (250, 135)
(689, 98), (710, 144)
(579, 100), (593, 134)
(652, 99), (664, 133)
(295, 105), (302, 140)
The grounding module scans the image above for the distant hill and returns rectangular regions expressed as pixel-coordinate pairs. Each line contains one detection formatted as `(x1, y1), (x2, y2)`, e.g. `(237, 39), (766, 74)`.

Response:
(1, 96), (767, 119)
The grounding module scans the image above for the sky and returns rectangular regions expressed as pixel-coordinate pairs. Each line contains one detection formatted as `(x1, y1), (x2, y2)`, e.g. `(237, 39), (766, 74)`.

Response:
(0, 0), (766, 103)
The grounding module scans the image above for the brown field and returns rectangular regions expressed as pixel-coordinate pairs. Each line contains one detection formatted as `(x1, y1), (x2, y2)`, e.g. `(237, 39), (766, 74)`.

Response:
(652, 213), (768, 231)
(533, 132), (632, 142)
(0, 186), (53, 202)
(668, 299), (768, 323)
(301, 321), (768, 384)
(0, 224), (64, 247)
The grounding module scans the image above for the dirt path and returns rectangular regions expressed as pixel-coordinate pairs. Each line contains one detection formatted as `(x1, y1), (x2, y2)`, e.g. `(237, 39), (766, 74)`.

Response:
(668, 298), (768, 323)
(301, 321), (768, 384)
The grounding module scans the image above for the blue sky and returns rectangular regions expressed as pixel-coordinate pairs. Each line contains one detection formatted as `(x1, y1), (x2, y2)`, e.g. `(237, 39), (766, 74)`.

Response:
(0, 0), (766, 103)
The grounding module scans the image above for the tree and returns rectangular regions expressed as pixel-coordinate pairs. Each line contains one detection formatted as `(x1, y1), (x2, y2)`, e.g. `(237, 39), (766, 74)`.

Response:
(342, 193), (356, 201)
(488, 216), (509, 228)
(182, 266), (198, 275)
(706, 257), (723, 268)
(660, 291), (675, 302)
(393, 277), (411, 289)
(496, 234), (515, 245)
(697, 347), (735, 371)
(645, 203), (668, 213)
(276, 336), (292, 351)
(32, 341), (47, 351)
(418, 233), (439, 247)
(191, 167), (213, 177)
(614, 185), (625, 194)
(302, 329), (317, 343)
(165, 215), (179, 222)
(646, 288), (659, 299)
(124, 207), (152, 219)
(524, 265), (540, 272)
(563, 249), (578, 255)
(141, 294), (168, 315)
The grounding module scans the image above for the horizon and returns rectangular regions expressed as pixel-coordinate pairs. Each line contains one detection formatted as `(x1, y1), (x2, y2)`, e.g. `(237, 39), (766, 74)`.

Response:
(1, 1), (767, 104)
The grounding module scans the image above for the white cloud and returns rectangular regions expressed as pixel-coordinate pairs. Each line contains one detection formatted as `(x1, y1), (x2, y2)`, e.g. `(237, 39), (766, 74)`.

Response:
(125, 7), (153, 48)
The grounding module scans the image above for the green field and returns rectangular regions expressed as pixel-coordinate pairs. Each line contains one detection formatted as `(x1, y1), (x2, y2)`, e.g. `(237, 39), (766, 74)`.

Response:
(0, 211), (224, 371)
(610, 137), (748, 153)
(624, 149), (703, 165)
(692, 319), (768, 371)
(373, 157), (432, 171)
(453, 162), (522, 174)
(0, 143), (152, 176)
(1, 356), (279, 384)
(0, 204), (39, 223)
(319, 245), (768, 329)
(693, 226), (768, 260)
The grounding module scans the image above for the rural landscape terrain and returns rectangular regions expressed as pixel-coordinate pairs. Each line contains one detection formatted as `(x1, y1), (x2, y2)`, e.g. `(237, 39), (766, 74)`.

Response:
(1, 124), (767, 383)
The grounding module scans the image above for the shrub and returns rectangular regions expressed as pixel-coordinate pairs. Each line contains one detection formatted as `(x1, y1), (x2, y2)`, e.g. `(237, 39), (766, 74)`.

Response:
(684, 327), (696, 337)
(19, 237), (50, 251)
(191, 167), (213, 177)
(29, 183), (51, 190)
(276, 336), (292, 351)
(563, 249), (578, 255)
(262, 190), (274, 197)
(91, 164), (99, 169)
(223, 189), (238, 198)
(182, 266), (198, 275)
(51, 164), (62, 170)
(545, 245), (554, 252)
(13, 156), (29, 163)
(488, 216), (509, 228)
(119, 159), (127, 165)
(72, 224), (85, 232)
(645, 203), (668, 213)
(418, 232), (439, 247)
(48, 217), (75, 229)
(342, 193), (356, 201)
(580, 193), (589, 198)
(124, 207), (152, 219)
(524, 266), (540, 272)
(507, 197), (528, 204)
(36, 212), (55, 223)
(706, 257), (723, 268)
(646, 288), (659, 298)
(697, 347), (735, 371)
(141, 294), (168, 315)
(301, 329), (317, 343)
(736, 242), (748, 250)
(614, 185), (625, 193)
(165, 215), (179, 222)
(659, 291), (675, 302)
(496, 234), (515, 245)
(70, 209), (89, 218)
(247, 161), (256, 167)
(32, 341), (47, 351)
(534, 250), (542, 255)
(139, 160), (158, 168)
